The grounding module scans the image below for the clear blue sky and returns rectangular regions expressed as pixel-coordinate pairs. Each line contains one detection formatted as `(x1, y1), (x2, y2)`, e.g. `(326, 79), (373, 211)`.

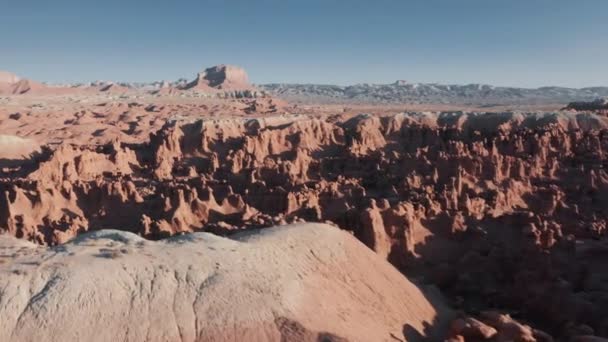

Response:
(1, 0), (607, 87)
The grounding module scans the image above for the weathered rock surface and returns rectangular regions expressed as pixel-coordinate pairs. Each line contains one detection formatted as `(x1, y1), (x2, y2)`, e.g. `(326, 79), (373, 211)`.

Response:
(3, 110), (608, 338)
(0, 223), (450, 342)
(448, 311), (555, 342)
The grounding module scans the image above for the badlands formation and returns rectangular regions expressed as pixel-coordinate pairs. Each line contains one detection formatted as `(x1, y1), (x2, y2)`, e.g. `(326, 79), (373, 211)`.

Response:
(2, 65), (608, 341)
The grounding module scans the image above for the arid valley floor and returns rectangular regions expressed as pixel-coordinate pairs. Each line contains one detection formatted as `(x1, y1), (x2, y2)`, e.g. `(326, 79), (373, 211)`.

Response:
(1, 66), (608, 341)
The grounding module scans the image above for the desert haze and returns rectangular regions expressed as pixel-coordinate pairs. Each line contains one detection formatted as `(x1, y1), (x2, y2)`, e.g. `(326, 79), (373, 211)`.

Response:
(1, 57), (608, 342)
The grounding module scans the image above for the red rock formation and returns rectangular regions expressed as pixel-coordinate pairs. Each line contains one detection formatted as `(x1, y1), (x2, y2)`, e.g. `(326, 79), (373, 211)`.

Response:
(448, 312), (554, 342)
(99, 83), (131, 94)
(0, 71), (48, 95)
(243, 97), (288, 114)
(0, 71), (71, 95)
(2, 111), (608, 338)
(183, 64), (254, 91)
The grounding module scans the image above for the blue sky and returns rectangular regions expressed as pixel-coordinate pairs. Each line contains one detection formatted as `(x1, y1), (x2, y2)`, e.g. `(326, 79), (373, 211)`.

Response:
(1, 0), (607, 87)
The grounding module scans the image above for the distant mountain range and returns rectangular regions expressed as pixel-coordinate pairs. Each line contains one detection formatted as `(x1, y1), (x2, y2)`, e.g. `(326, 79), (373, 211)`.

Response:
(259, 82), (608, 105)
(7, 64), (607, 106)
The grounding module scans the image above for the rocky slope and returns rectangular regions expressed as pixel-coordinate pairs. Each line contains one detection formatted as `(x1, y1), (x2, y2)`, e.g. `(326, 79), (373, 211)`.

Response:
(3, 110), (608, 339)
(0, 223), (451, 342)
(261, 82), (608, 105)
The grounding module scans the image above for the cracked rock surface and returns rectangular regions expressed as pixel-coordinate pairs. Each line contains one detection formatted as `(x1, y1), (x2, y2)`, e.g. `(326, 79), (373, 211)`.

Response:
(0, 223), (451, 342)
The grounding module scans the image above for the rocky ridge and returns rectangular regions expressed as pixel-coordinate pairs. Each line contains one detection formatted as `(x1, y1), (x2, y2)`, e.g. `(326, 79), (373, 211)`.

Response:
(566, 98), (608, 114)
(261, 82), (608, 105)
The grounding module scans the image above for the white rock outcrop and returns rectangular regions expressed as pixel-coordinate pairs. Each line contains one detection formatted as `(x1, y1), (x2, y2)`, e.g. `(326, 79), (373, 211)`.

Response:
(0, 223), (451, 342)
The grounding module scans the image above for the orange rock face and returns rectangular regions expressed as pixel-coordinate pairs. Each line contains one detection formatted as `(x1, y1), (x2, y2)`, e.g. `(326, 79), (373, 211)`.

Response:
(2, 111), (608, 338)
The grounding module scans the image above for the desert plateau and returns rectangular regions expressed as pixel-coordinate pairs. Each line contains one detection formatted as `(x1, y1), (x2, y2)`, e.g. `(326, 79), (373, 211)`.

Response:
(2, 1), (608, 341)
